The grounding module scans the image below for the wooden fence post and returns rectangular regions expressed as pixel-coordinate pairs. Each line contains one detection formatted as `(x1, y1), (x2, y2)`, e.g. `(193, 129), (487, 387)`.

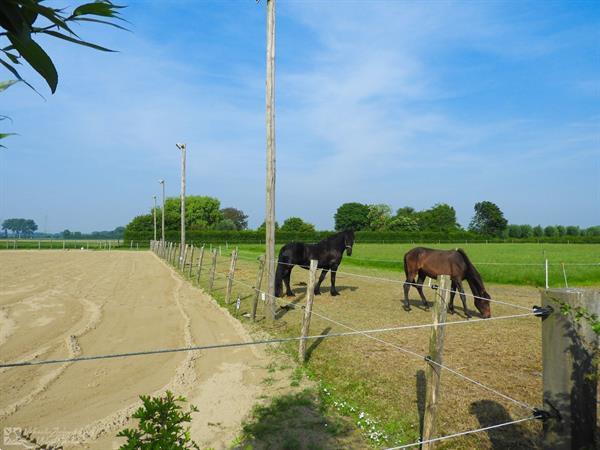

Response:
(196, 245), (205, 284)
(422, 274), (451, 450)
(542, 288), (599, 450)
(188, 245), (195, 277)
(298, 259), (318, 362)
(225, 249), (238, 304)
(180, 244), (187, 270)
(208, 249), (218, 292)
(251, 255), (266, 321)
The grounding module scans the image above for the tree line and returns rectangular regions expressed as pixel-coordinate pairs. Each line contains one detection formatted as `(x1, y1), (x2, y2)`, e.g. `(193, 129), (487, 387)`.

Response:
(124, 196), (599, 240)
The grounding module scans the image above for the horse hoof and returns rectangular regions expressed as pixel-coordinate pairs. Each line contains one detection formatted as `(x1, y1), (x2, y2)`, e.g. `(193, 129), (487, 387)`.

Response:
(314, 291), (321, 296)
(330, 292), (339, 297)
(449, 309), (455, 314)
(403, 305), (412, 312)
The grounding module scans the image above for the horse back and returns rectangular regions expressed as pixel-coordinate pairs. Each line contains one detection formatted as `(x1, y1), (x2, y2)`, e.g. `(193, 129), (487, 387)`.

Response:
(404, 247), (467, 278)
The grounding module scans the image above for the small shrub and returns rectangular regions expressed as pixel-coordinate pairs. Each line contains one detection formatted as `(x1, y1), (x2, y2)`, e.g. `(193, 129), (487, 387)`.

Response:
(117, 391), (199, 450)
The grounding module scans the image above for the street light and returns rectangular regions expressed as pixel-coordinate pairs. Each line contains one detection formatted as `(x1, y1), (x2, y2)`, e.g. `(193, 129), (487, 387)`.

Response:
(176, 143), (186, 266)
(158, 179), (165, 242)
(152, 195), (157, 241)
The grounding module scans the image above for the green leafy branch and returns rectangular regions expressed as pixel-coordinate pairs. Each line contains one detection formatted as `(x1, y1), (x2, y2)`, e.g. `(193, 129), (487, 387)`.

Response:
(0, 0), (126, 93)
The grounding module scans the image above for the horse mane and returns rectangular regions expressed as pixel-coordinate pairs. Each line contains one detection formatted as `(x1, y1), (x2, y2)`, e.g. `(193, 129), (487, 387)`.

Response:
(321, 230), (350, 245)
(456, 248), (486, 296)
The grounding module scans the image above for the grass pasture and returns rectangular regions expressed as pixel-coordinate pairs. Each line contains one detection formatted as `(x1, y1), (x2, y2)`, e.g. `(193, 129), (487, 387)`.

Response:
(179, 242), (599, 448)
(231, 242), (600, 287)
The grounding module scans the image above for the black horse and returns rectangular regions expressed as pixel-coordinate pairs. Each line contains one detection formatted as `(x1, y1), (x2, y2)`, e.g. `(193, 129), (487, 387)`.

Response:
(274, 230), (355, 297)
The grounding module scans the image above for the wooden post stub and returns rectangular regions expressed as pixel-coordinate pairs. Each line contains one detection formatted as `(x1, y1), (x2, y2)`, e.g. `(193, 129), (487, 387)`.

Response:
(422, 274), (451, 450)
(225, 249), (238, 304)
(188, 245), (195, 277)
(196, 245), (205, 284)
(208, 250), (218, 292)
(299, 259), (318, 362)
(251, 255), (266, 321)
(542, 288), (599, 450)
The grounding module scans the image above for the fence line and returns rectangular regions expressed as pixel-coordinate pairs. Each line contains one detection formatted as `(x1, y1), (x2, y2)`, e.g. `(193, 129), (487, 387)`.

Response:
(385, 415), (538, 449)
(0, 322), (507, 369)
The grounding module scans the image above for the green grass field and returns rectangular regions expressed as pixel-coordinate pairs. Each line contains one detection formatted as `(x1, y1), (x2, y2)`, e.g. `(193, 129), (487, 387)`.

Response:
(232, 242), (600, 287)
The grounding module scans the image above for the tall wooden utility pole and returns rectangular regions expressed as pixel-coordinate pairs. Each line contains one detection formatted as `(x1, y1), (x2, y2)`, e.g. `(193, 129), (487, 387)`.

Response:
(264, 0), (276, 322)
(176, 143), (186, 265)
(159, 179), (165, 242)
(153, 195), (157, 241)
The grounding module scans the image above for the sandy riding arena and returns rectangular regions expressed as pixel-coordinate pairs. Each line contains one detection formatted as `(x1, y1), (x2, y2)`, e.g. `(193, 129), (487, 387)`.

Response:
(0, 250), (270, 449)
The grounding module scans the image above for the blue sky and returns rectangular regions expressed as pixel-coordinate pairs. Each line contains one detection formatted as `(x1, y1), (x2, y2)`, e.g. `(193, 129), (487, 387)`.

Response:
(1, 0), (599, 232)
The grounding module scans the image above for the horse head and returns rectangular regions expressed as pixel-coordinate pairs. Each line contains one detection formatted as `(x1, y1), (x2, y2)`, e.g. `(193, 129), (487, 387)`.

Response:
(474, 290), (492, 318)
(343, 230), (355, 256)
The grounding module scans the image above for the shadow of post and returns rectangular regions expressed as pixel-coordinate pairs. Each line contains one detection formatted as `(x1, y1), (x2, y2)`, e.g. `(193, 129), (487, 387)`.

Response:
(470, 400), (537, 449)
(305, 327), (332, 361)
(416, 369), (426, 437)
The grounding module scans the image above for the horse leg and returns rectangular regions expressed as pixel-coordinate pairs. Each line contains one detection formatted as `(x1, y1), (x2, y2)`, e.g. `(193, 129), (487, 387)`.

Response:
(329, 264), (339, 296)
(415, 271), (429, 308)
(284, 267), (295, 297)
(448, 281), (457, 314)
(403, 272), (416, 311)
(455, 279), (471, 319)
(314, 268), (328, 295)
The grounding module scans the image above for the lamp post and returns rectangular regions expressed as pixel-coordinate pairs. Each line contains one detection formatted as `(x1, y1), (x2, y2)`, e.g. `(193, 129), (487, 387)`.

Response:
(159, 179), (165, 242)
(152, 195), (157, 241)
(176, 143), (186, 264)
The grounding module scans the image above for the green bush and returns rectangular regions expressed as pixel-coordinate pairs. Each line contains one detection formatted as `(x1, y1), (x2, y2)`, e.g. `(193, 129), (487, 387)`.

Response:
(117, 391), (199, 450)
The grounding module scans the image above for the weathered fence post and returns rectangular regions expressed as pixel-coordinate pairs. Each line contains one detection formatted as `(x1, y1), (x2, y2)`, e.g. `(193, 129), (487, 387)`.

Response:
(180, 244), (188, 270)
(188, 245), (195, 277)
(299, 259), (318, 362)
(542, 288), (599, 450)
(38, 240), (41, 249)
(225, 249), (238, 304)
(208, 249), (218, 292)
(251, 255), (266, 321)
(422, 274), (451, 450)
(63, 240), (65, 250)
(196, 245), (205, 284)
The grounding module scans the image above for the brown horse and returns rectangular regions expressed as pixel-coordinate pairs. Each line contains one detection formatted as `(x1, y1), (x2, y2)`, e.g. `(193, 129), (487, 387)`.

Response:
(403, 247), (491, 318)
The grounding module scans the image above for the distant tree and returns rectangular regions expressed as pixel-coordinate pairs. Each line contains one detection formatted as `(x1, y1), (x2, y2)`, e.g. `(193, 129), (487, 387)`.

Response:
(62, 229), (71, 238)
(387, 215), (419, 232)
(1, 218), (37, 237)
(585, 226), (600, 236)
(556, 225), (566, 237)
(334, 202), (370, 231)
(164, 196), (223, 230)
(257, 221), (279, 232)
(507, 224), (522, 238)
(280, 217), (315, 233)
(519, 225), (533, 238)
(220, 207), (248, 231)
(544, 226), (557, 237)
(366, 204), (392, 231)
(533, 225), (544, 237)
(566, 225), (580, 236)
(418, 203), (460, 232)
(468, 201), (508, 236)
(215, 219), (236, 230)
(395, 206), (416, 216)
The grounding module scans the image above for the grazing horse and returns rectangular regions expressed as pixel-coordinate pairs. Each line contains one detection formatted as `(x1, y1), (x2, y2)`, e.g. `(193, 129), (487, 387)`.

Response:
(274, 230), (355, 297)
(403, 247), (491, 318)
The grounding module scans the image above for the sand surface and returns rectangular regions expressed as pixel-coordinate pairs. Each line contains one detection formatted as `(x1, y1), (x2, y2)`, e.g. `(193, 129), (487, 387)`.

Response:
(0, 250), (271, 449)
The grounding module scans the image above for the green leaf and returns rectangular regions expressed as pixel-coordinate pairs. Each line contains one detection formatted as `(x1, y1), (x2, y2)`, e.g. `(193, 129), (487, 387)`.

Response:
(0, 57), (40, 95)
(7, 33), (57, 93)
(73, 2), (125, 18)
(0, 133), (17, 139)
(70, 16), (129, 31)
(42, 30), (115, 52)
(17, 0), (75, 34)
(0, 79), (18, 92)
